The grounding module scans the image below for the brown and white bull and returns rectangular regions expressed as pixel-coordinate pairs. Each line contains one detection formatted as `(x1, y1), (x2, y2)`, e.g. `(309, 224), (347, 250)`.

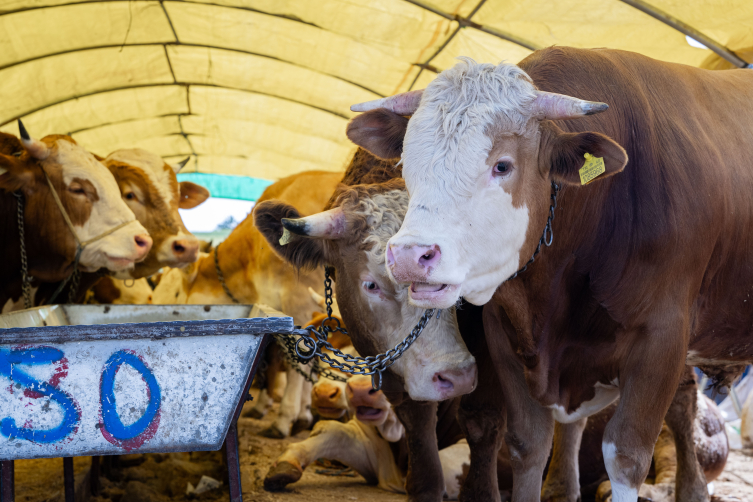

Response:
(346, 47), (753, 501)
(103, 149), (209, 278)
(1, 125), (152, 311)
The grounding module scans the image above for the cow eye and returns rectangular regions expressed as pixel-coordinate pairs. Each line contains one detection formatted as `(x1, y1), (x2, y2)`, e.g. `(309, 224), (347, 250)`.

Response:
(68, 184), (86, 195)
(493, 161), (513, 176)
(124, 192), (137, 201)
(362, 281), (380, 293)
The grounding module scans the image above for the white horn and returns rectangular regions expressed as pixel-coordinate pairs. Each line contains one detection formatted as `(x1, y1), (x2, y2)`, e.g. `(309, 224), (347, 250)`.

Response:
(18, 120), (49, 160)
(351, 89), (424, 115)
(279, 207), (346, 245)
(532, 91), (609, 121)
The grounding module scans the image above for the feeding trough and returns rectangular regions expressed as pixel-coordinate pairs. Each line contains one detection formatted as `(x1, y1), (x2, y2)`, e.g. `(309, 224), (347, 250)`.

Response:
(0, 304), (294, 502)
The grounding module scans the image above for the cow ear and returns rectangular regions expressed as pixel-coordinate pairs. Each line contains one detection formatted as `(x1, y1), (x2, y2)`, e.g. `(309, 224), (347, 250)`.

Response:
(347, 109), (408, 160)
(540, 121), (628, 186)
(376, 409), (405, 443)
(253, 200), (329, 271)
(178, 181), (210, 209)
(0, 153), (34, 192)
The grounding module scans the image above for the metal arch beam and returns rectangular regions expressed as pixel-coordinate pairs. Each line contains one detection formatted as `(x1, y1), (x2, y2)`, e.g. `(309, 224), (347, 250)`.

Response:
(618, 0), (752, 68)
(402, 0), (540, 52)
(0, 82), (353, 128)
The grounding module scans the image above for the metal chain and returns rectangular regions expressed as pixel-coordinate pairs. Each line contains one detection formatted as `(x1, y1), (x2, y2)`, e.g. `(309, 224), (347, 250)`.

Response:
(505, 181), (560, 282)
(14, 192), (33, 309)
(214, 245), (240, 304)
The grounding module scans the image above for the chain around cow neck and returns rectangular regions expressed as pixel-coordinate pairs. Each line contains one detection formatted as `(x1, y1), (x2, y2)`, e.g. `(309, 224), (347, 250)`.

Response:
(214, 244), (240, 304)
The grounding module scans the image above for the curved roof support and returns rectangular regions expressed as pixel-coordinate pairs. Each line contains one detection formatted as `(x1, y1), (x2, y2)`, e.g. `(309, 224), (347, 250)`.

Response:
(619, 0), (752, 68)
(402, 0), (540, 52)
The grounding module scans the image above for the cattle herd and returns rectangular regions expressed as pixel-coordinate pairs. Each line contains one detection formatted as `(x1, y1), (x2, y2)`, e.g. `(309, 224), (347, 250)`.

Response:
(3, 46), (753, 502)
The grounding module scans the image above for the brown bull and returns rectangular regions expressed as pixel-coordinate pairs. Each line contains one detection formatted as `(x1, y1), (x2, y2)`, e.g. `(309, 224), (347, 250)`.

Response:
(347, 47), (753, 502)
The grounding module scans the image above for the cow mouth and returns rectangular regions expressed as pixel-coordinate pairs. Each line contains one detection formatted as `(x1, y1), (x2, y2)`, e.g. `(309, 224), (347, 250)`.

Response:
(409, 282), (459, 306)
(105, 254), (135, 269)
(355, 406), (385, 422)
(315, 406), (346, 419)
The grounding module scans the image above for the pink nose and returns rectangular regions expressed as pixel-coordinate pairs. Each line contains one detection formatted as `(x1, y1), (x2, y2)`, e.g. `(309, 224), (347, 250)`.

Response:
(387, 244), (441, 281)
(432, 363), (477, 399)
(171, 237), (200, 263)
(346, 379), (381, 407)
(134, 234), (152, 260)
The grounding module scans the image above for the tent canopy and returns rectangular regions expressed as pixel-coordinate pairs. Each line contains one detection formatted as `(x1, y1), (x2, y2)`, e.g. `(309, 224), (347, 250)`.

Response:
(1, 0), (751, 186)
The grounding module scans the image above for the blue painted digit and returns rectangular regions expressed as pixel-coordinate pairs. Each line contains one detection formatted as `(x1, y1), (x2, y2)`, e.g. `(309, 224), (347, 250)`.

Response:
(100, 351), (161, 441)
(0, 347), (79, 443)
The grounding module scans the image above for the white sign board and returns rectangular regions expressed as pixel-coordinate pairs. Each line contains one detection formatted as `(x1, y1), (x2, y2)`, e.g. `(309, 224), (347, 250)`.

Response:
(0, 304), (292, 460)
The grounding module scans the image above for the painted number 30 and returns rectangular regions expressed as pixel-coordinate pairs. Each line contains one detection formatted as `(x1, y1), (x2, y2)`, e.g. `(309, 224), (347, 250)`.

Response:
(0, 347), (161, 450)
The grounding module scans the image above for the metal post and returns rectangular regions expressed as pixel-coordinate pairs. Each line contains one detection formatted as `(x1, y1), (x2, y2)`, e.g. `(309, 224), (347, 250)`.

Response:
(63, 457), (74, 502)
(226, 422), (242, 502)
(1, 460), (14, 502)
(90, 457), (100, 497)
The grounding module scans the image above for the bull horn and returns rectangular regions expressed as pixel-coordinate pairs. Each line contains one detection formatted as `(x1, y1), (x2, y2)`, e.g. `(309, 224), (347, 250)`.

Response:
(350, 89), (424, 115)
(279, 207), (346, 245)
(532, 91), (609, 121)
(18, 120), (50, 160)
(172, 156), (191, 173)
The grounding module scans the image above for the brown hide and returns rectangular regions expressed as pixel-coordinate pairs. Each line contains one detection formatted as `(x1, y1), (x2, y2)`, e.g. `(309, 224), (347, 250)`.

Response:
(181, 170), (340, 325)
(1, 134), (94, 308)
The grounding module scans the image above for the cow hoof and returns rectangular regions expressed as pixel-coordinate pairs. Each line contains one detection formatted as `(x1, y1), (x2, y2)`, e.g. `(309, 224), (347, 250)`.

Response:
(243, 407), (265, 419)
(264, 461), (302, 491)
(259, 425), (287, 439)
(291, 419), (312, 436)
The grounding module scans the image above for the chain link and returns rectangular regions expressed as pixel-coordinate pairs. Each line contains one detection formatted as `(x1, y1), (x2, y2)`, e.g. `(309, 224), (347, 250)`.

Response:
(505, 181), (560, 282)
(14, 192), (33, 310)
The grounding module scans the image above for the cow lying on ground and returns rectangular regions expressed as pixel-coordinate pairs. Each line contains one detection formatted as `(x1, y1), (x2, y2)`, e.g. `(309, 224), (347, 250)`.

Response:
(266, 374), (471, 499)
(346, 47), (753, 501)
(256, 176), (728, 501)
(1, 124), (152, 311)
(153, 170), (342, 438)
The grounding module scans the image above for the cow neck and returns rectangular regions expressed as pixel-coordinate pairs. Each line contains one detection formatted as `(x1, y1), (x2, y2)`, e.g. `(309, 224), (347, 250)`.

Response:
(214, 244), (240, 304)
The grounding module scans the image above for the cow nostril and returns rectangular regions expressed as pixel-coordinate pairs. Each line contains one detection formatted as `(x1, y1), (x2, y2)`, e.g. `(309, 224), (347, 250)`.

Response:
(134, 235), (148, 248)
(173, 241), (186, 253)
(329, 389), (339, 399)
(368, 388), (378, 395)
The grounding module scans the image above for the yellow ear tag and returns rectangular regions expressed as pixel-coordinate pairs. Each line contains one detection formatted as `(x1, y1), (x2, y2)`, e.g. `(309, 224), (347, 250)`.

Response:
(578, 153), (606, 185)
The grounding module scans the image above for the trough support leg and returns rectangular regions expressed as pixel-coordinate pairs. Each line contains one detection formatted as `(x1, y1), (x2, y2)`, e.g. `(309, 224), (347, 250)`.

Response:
(0, 460), (14, 502)
(63, 457), (74, 502)
(226, 421), (242, 502)
(90, 457), (100, 497)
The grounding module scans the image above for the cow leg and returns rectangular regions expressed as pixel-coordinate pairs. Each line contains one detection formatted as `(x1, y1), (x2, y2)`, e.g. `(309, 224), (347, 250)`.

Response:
(663, 367), (709, 502)
(264, 420), (381, 491)
(483, 305), (554, 502)
(262, 366), (305, 438)
(541, 419), (588, 502)
(292, 378), (314, 435)
(601, 322), (686, 502)
(457, 352), (505, 502)
(246, 388), (272, 419)
(394, 399), (445, 502)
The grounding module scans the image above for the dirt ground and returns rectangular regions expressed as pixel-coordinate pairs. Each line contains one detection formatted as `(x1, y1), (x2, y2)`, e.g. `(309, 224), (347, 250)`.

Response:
(10, 394), (753, 502)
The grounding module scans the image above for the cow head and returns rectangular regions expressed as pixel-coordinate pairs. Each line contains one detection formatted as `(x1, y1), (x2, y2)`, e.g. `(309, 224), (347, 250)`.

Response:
(347, 58), (628, 308)
(311, 344), (356, 420)
(346, 374), (404, 442)
(0, 126), (152, 278)
(104, 149), (209, 278)
(254, 181), (477, 401)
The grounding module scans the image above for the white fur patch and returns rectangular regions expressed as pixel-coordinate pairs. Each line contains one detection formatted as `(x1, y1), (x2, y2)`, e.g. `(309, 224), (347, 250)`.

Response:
(549, 381), (620, 423)
(603, 442), (639, 502)
(107, 149), (177, 206)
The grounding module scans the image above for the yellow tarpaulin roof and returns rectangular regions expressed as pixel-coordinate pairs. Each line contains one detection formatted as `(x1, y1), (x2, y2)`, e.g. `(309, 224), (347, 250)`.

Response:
(1, 0), (751, 180)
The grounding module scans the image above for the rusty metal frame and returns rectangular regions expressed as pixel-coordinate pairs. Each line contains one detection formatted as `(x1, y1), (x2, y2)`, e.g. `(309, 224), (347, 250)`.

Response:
(0, 304), (285, 502)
